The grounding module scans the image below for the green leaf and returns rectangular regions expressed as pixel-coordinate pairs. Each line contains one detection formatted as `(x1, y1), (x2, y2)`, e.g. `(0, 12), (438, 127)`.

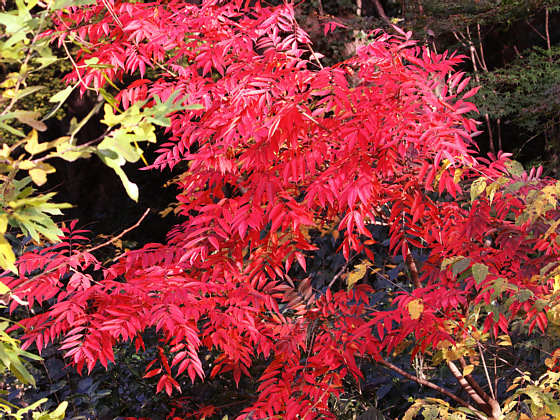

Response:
(51, 0), (95, 10)
(0, 121), (25, 137)
(68, 101), (103, 139)
(452, 258), (471, 278)
(472, 263), (488, 284)
(421, 405), (439, 420)
(44, 85), (76, 120)
(15, 398), (48, 416)
(49, 85), (75, 104)
(524, 385), (544, 408)
(17, 114), (47, 132)
(514, 289), (533, 303)
(508, 181), (525, 192)
(98, 88), (118, 108)
(98, 132), (143, 163)
(10, 86), (46, 105)
(96, 149), (138, 202)
(506, 160), (525, 177)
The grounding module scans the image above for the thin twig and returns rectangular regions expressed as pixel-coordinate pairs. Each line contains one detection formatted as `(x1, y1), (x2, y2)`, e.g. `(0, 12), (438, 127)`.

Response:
(327, 253), (359, 288)
(62, 41), (92, 92)
(6, 209), (151, 295)
(478, 342), (496, 400)
(88, 208), (150, 255)
(525, 19), (547, 43)
(545, 8), (551, 51)
(476, 22), (488, 72)
(305, 41), (324, 70)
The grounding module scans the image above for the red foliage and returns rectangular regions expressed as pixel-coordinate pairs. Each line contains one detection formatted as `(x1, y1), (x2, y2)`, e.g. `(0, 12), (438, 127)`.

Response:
(4, 0), (560, 418)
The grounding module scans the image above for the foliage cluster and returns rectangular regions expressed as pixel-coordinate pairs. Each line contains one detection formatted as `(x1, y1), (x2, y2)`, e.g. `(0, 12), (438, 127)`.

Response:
(2, 0), (560, 420)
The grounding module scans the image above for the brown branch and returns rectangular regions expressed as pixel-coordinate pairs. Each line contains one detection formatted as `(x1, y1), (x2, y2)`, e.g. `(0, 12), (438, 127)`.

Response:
(405, 250), (421, 288)
(448, 360), (501, 419)
(525, 19), (547, 43)
(545, 8), (551, 50)
(379, 358), (487, 420)
(90, 208), (151, 255)
(459, 357), (493, 403)
(447, 360), (490, 413)
(372, 0), (392, 27)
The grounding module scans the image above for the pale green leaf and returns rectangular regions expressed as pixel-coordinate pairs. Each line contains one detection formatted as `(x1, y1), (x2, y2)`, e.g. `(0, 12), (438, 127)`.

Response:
(472, 263), (488, 284)
(452, 258), (471, 278)
(506, 160), (525, 178)
(49, 84), (75, 103)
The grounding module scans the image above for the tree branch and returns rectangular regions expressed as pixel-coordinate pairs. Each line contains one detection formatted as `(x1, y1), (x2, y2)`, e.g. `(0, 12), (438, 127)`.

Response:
(379, 358), (487, 420)
(459, 356), (493, 403)
(448, 360), (501, 419)
(372, 0), (392, 27)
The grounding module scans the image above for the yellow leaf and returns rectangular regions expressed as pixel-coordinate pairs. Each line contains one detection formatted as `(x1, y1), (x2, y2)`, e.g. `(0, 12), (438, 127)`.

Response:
(28, 163), (55, 186)
(0, 282), (10, 294)
(0, 73), (19, 88)
(407, 300), (424, 320)
(0, 143), (10, 159)
(443, 348), (461, 361)
(23, 130), (47, 155)
(554, 275), (560, 293)
(0, 215), (7, 234)
(453, 168), (463, 183)
(497, 334), (512, 346)
(470, 177), (487, 202)
(506, 383), (520, 393)
(0, 234), (17, 274)
(462, 364), (474, 376)
(545, 358), (554, 369)
(347, 263), (368, 291)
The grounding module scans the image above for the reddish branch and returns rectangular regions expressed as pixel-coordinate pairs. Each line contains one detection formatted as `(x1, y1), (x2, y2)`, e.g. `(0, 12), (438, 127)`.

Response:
(448, 359), (502, 419)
